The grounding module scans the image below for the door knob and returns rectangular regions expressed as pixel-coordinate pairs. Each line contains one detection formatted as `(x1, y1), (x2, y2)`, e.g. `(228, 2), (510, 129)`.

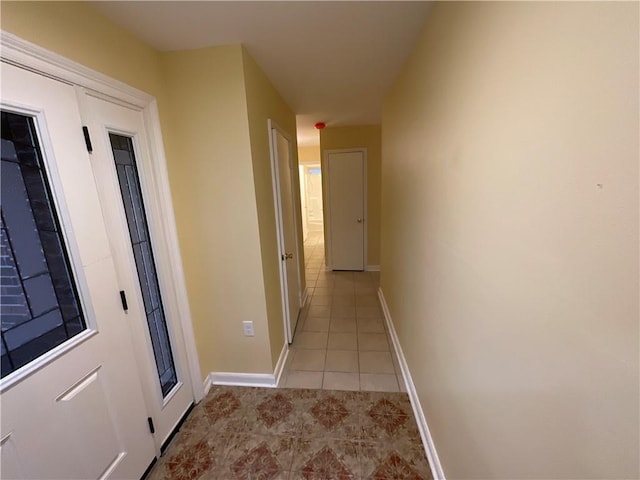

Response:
(357, 218), (363, 223)
(282, 253), (293, 260)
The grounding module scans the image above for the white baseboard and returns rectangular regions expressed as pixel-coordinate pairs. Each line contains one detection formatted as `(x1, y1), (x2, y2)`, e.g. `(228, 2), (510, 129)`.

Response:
(273, 342), (290, 386)
(378, 287), (446, 480)
(323, 265), (380, 272)
(203, 374), (213, 396)
(208, 372), (278, 388)
(206, 343), (290, 389)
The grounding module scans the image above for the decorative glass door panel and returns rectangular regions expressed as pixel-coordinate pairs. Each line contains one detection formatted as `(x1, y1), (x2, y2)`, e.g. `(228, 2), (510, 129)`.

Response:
(108, 134), (177, 397)
(1, 111), (86, 377)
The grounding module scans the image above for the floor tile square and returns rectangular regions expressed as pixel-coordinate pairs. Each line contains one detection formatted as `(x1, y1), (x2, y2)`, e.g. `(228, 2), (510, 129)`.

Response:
(291, 437), (360, 478)
(332, 287), (355, 296)
(328, 332), (358, 350)
(292, 332), (328, 349)
(357, 318), (385, 333)
(291, 349), (326, 370)
(357, 333), (390, 351)
(355, 286), (377, 295)
(284, 371), (324, 389)
(312, 287), (332, 296)
(325, 350), (359, 373)
(299, 392), (360, 438)
(314, 277), (334, 287)
(356, 305), (383, 318)
(332, 305), (356, 318)
(322, 372), (360, 392)
(330, 318), (357, 333)
(332, 295), (356, 306)
(333, 277), (354, 286)
(310, 295), (332, 306)
(308, 305), (331, 318)
(359, 440), (432, 479)
(303, 317), (331, 332)
(355, 294), (378, 306)
(359, 351), (395, 374)
(219, 433), (295, 479)
(359, 373), (399, 392)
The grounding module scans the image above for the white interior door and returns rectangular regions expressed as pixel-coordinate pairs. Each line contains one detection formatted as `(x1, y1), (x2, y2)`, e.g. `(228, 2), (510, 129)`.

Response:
(0, 64), (155, 479)
(271, 125), (301, 342)
(326, 150), (365, 271)
(79, 92), (195, 450)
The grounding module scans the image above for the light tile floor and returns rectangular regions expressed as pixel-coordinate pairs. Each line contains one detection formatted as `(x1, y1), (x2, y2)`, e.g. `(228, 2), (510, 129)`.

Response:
(279, 230), (406, 392)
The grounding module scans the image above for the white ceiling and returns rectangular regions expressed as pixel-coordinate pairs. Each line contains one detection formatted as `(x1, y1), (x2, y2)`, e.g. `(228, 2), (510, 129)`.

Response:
(92, 1), (432, 146)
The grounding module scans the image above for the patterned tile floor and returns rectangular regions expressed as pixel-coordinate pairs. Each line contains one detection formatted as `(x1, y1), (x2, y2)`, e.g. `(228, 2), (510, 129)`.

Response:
(147, 385), (433, 480)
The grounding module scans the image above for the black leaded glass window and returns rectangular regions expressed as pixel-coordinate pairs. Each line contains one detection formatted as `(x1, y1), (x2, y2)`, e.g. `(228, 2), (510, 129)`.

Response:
(109, 134), (177, 397)
(1, 111), (86, 378)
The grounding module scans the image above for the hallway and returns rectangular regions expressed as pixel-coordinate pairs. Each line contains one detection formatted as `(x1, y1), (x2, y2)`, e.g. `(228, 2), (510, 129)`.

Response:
(279, 232), (404, 393)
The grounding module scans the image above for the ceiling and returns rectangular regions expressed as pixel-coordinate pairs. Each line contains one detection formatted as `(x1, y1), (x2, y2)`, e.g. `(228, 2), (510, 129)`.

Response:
(92, 1), (432, 146)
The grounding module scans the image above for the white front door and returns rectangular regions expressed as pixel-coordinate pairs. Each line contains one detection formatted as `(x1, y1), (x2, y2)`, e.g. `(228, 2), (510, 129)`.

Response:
(80, 93), (195, 450)
(325, 150), (366, 271)
(1, 64), (155, 479)
(271, 125), (301, 342)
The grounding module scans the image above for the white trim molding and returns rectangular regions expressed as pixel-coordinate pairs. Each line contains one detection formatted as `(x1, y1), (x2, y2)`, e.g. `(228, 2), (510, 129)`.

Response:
(203, 375), (213, 396)
(365, 265), (380, 272)
(378, 287), (446, 480)
(273, 342), (289, 386)
(207, 343), (290, 389)
(208, 372), (278, 388)
(1, 31), (151, 108)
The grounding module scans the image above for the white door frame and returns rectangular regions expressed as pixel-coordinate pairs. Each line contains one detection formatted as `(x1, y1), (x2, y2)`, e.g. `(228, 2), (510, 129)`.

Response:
(268, 119), (303, 343)
(323, 148), (368, 271)
(0, 31), (205, 403)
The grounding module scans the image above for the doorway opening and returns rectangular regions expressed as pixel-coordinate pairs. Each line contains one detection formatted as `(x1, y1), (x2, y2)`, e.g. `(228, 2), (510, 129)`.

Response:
(299, 163), (325, 276)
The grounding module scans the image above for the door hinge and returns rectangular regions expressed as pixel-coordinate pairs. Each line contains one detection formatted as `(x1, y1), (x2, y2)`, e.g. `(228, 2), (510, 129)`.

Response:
(82, 126), (93, 153)
(119, 290), (128, 312)
(147, 417), (155, 434)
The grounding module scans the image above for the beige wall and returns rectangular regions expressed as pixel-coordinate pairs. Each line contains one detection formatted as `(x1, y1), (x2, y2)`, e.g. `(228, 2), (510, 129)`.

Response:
(320, 125), (381, 266)
(381, 2), (639, 479)
(1, 2), (295, 378)
(0, 2), (165, 99)
(161, 46), (274, 375)
(298, 145), (321, 165)
(241, 47), (303, 367)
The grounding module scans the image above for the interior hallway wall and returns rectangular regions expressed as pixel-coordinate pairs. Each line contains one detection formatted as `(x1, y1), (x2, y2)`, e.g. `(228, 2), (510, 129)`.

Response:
(161, 46), (274, 375)
(320, 125), (382, 267)
(0, 2), (165, 99)
(380, 2), (639, 479)
(298, 145), (321, 165)
(242, 47), (303, 366)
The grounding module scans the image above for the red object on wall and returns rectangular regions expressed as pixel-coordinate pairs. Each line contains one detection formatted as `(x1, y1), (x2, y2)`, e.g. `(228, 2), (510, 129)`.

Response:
(314, 122), (326, 130)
